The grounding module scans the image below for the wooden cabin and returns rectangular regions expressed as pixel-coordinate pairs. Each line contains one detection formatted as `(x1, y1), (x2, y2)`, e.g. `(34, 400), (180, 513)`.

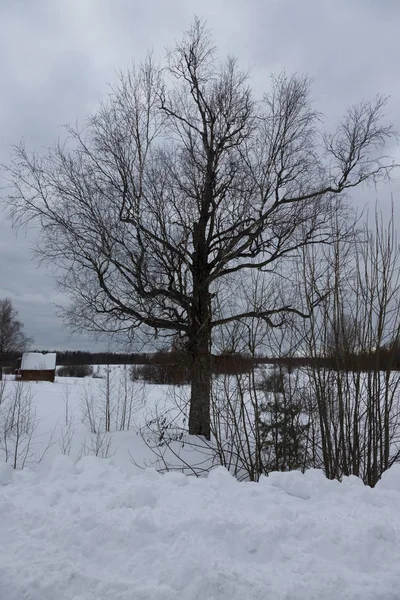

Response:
(19, 352), (57, 383)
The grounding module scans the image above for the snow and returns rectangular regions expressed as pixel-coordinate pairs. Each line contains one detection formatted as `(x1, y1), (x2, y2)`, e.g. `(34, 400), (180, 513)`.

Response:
(1, 370), (400, 598)
(0, 463), (13, 486)
(1, 458), (400, 599)
(20, 351), (56, 370)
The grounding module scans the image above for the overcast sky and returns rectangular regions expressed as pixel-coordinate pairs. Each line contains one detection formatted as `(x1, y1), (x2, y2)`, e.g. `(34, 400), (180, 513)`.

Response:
(1, 0), (399, 351)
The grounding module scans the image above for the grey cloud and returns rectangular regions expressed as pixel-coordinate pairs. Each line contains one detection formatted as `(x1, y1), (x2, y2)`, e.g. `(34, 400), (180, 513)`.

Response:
(1, 0), (399, 350)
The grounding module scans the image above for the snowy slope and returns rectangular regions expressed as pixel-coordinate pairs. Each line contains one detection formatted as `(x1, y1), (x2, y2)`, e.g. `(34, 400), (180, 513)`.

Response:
(1, 457), (400, 600)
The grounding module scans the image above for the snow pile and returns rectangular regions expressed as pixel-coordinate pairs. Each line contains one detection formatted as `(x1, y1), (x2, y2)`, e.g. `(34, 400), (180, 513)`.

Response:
(1, 459), (400, 599)
(20, 352), (56, 370)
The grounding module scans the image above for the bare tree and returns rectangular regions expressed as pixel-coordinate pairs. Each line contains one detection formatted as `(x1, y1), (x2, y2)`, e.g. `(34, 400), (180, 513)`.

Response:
(0, 380), (36, 468)
(3, 19), (395, 439)
(0, 298), (32, 380)
(300, 206), (400, 485)
(59, 382), (75, 456)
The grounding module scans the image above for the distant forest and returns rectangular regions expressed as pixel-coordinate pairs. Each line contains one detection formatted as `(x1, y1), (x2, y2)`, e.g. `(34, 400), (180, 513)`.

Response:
(3, 350), (152, 367)
(3, 347), (400, 373)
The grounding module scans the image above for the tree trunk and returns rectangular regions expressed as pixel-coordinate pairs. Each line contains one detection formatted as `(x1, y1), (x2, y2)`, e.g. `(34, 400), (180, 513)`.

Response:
(188, 220), (212, 440)
(189, 333), (211, 439)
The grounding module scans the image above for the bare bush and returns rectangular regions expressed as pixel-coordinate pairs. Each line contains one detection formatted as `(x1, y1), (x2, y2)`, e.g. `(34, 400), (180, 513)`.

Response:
(116, 365), (146, 431)
(0, 381), (36, 468)
(59, 383), (75, 456)
(57, 364), (93, 378)
(80, 365), (146, 435)
(78, 431), (115, 460)
(300, 206), (400, 486)
(80, 381), (100, 434)
(133, 386), (217, 476)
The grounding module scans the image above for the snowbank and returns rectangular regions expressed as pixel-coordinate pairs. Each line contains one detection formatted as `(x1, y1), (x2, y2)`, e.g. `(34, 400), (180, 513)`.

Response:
(1, 458), (400, 599)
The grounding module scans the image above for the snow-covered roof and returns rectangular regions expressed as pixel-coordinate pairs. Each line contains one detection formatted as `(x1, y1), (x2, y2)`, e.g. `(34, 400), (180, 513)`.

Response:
(21, 352), (56, 371)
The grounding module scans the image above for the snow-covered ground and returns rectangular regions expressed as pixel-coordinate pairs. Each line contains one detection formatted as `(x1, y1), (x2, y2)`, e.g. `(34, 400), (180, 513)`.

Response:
(1, 369), (400, 598)
(0, 367), (185, 472)
(2, 458), (400, 599)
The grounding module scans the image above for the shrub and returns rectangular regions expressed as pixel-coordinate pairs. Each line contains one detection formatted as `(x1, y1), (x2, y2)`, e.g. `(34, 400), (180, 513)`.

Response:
(130, 350), (253, 385)
(258, 367), (310, 473)
(131, 362), (191, 385)
(57, 364), (93, 378)
(2, 366), (15, 375)
(259, 367), (286, 393)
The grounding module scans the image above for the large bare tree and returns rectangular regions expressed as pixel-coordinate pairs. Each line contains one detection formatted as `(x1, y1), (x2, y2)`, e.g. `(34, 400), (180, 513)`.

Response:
(4, 20), (395, 438)
(0, 298), (31, 380)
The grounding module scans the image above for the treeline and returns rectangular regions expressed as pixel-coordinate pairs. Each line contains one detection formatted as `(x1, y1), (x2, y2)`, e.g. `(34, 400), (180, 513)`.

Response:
(259, 348), (400, 372)
(1, 348), (255, 370)
(0, 350), (145, 369)
(54, 350), (256, 370)
(55, 350), (147, 366)
(4, 347), (400, 373)
(134, 347), (400, 386)
(57, 349), (256, 377)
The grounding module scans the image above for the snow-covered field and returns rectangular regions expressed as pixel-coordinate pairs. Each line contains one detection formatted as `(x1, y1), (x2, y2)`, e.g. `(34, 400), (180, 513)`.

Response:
(1, 369), (400, 599)
(0, 367), (183, 472)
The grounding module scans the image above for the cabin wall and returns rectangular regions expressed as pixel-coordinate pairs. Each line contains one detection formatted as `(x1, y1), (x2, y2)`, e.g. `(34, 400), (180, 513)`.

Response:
(20, 370), (55, 383)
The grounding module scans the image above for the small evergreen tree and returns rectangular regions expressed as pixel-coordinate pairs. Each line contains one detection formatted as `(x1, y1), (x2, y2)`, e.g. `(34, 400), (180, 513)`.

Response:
(258, 367), (309, 473)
